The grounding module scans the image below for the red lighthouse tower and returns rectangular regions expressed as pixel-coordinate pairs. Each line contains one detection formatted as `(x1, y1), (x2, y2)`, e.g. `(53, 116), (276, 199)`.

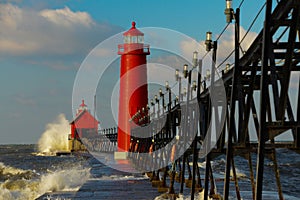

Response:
(117, 22), (150, 152)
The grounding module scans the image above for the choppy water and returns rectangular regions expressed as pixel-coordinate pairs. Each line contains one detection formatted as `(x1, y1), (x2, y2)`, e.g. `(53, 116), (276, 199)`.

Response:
(0, 144), (299, 200)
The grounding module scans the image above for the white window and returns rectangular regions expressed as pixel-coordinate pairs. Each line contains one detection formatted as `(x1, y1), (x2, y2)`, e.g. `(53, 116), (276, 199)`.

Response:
(138, 36), (144, 43)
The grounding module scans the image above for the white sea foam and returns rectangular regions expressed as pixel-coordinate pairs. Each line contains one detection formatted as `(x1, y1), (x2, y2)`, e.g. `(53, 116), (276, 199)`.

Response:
(37, 114), (70, 154)
(0, 162), (90, 200)
(90, 174), (147, 181)
(154, 190), (299, 200)
(154, 190), (213, 200)
(230, 168), (247, 179)
(0, 162), (28, 176)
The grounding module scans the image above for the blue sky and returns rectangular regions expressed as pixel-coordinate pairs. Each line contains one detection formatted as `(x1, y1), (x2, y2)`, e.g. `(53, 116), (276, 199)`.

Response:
(0, 0), (273, 144)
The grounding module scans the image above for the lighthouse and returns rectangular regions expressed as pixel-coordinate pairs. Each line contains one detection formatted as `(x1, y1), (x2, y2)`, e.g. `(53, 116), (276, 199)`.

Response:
(69, 100), (99, 152)
(117, 22), (150, 153)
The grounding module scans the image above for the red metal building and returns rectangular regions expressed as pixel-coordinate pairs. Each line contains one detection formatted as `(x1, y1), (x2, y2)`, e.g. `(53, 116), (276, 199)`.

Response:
(70, 100), (99, 139)
(117, 22), (150, 152)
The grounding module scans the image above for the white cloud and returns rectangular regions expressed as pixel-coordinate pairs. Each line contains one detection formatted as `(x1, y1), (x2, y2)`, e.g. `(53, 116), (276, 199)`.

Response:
(178, 24), (258, 71)
(13, 93), (36, 106)
(180, 39), (204, 60)
(0, 4), (121, 59)
(216, 24), (257, 67)
(40, 7), (94, 27)
(92, 47), (115, 57)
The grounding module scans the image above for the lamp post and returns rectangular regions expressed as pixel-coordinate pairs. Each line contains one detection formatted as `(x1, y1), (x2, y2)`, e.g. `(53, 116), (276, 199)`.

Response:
(203, 30), (218, 200)
(159, 88), (165, 114)
(150, 99), (155, 121)
(145, 105), (149, 124)
(205, 31), (217, 84)
(175, 69), (182, 102)
(165, 81), (172, 111)
(155, 95), (160, 118)
(223, 1), (241, 200)
(180, 56), (199, 195)
(224, 63), (231, 74)
(191, 80), (197, 99)
(179, 64), (192, 194)
(175, 95), (179, 105)
(190, 51), (202, 200)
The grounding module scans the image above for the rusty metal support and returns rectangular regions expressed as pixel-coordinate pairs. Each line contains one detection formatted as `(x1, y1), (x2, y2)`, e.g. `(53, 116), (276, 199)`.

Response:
(180, 68), (192, 194)
(255, 1), (272, 199)
(241, 61), (257, 144)
(251, 98), (260, 135)
(191, 101), (200, 199)
(180, 153), (186, 193)
(186, 156), (192, 181)
(247, 152), (255, 200)
(204, 153), (211, 200)
(191, 140), (198, 200)
(168, 163), (176, 194)
(231, 157), (241, 200)
(209, 161), (216, 196)
(161, 166), (168, 188)
(271, 139), (284, 200)
(277, 4), (300, 120)
(224, 7), (240, 200)
(196, 160), (202, 189)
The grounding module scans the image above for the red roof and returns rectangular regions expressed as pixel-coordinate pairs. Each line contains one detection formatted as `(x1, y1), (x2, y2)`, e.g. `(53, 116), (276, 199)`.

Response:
(70, 109), (99, 127)
(123, 21), (144, 36)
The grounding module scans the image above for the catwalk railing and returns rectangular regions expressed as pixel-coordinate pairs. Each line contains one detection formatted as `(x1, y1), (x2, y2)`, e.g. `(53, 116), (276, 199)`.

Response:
(127, 0), (300, 200)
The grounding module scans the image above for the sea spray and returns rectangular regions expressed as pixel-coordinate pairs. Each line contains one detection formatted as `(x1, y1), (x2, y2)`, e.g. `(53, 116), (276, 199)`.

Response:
(0, 162), (90, 200)
(38, 114), (70, 154)
(0, 162), (34, 181)
(39, 167), (90, 193)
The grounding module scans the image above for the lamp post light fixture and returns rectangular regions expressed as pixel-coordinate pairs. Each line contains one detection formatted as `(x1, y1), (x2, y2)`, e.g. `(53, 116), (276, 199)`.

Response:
(175, 95), (179, 105)
(137, 109), (141, 117)
(159, 88), (165, 113)
(165, 81), (172, 110)
(191, 80), (197, 99)
(175, 69), (182, 102)
(145, 104), (150, 123)
(155, 95), (159, 103)
(224, 0), (234, 23)
(225, 63), (230, 73)
(205, 31), (213, 52)
(192, 80), (197, 91)
(165, 81), (170, 90)
(206, 69), (211, 80)
(206, 69), (211, 81)
(183, 64), (188, 78)
(175, 69), (180, 81)
(150, 99), (154, 106)
(150, 99), (155, 120)
(155, 94), (160, 117)
(159, 88), (163, 96)
(193, 51), (198, 67)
